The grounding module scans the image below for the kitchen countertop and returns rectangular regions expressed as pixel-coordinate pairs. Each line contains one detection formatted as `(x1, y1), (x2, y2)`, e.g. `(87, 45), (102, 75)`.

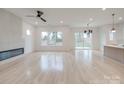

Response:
(104, 45), (124, 49)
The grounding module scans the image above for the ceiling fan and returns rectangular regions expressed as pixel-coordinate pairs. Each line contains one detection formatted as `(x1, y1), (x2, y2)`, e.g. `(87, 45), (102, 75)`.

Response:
(26, 10), (46, 22)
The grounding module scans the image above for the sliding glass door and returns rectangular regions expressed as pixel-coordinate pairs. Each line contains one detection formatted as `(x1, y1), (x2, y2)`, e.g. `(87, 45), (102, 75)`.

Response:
(75, 32), (92, 49)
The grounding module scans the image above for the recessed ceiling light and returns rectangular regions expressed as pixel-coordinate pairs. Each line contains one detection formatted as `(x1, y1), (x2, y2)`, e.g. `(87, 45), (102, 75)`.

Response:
(102, 8), (106, 11)
(89, 18), (93, 21)
(119, 17), (123, 20)
(35, 22), (38, 24)
(60, 21), (63, 23)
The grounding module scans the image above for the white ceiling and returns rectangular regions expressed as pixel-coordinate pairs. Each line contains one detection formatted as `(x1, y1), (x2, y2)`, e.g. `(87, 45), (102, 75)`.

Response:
(4, 8), (124, 27)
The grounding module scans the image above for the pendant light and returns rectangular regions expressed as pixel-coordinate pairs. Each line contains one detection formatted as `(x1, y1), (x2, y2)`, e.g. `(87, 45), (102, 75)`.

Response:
(83, 23), (93, 38)
(85, 23), (93, 33)
(111, 13), (116, 33)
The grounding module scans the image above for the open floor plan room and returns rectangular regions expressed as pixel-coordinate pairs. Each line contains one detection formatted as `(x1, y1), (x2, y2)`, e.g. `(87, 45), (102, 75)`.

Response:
(0, 8), (124, 84)
(1, 50), (124, 84)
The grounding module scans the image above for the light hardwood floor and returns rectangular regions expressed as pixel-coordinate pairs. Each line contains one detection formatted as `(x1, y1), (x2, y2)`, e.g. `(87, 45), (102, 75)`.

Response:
(0, 50), (124, 84)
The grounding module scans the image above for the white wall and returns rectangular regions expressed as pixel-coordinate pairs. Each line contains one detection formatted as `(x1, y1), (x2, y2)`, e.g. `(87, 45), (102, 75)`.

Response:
(116, 23), (124, 44)
(34, 26), (100, 51)
(23, 22), (35, 54)
(0, 9), (24, 51)
(0, 9), (35, 54)
(35, 26), (74, 51)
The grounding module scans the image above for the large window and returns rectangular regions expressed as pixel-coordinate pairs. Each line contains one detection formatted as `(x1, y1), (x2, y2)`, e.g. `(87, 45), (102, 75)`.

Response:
(75, 32), (92, 49)
(109, 31), (116, 41)
(41, 32), (63, 46)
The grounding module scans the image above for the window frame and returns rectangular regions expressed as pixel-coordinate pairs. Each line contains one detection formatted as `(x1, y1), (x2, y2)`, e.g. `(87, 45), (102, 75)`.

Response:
(41, 32), (63, 46)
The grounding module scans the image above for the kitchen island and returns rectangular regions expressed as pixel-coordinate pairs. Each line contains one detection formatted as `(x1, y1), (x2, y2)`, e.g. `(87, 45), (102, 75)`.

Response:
(104, 45), (124, 63)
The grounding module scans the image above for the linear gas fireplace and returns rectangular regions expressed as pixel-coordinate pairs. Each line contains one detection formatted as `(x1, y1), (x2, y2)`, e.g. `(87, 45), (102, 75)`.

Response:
(0, 48), (24, 61)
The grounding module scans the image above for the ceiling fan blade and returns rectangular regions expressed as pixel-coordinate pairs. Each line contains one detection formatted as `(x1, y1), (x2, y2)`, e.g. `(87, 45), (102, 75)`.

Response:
(40, 17), (46, 22)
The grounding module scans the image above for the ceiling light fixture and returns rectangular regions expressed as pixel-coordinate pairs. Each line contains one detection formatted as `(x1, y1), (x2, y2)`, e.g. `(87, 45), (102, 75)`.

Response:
(102, 8), (106, 11)
(111, 13), (116, 33)
(89, 18), (93, 21)
(35, 22), (38, 24)
(60, 21), (63, 23)
(84, 23), (93, 37)
(119, 17), (122, 20)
